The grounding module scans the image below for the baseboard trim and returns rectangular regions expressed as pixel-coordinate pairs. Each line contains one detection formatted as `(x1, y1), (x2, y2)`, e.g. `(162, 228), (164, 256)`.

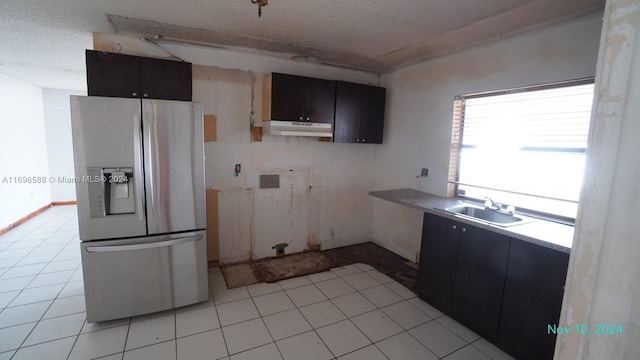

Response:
(0, 201), (77, 236)
(52, 201), (77, 206)
(0, 203), (52, 236)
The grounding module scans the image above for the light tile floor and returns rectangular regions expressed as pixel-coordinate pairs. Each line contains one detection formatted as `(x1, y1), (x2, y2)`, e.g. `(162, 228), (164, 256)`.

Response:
(0, 206), (515, 360)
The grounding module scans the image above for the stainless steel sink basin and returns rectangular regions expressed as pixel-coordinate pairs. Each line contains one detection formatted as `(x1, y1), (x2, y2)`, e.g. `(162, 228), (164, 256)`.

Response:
(440, 204), (533, 227)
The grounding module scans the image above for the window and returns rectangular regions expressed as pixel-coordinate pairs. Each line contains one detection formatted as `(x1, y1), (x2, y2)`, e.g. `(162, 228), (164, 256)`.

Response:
(449, 79), (595, 220)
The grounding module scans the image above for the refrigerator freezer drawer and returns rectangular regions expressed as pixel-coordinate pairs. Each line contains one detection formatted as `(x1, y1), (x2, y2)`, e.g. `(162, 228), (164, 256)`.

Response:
(81, 231), (208, 323)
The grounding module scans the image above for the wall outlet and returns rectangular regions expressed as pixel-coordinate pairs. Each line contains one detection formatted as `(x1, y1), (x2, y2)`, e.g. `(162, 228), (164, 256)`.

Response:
(421, 168), (429, 177)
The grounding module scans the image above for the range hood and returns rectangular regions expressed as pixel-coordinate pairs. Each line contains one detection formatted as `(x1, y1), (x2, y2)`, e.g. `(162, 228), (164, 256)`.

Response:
(262, 120), (333, 138)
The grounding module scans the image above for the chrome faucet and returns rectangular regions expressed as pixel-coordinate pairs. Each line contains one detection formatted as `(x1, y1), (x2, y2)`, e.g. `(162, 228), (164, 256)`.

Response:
(485, 197), (502, 211)
(485, 197), (516, 215)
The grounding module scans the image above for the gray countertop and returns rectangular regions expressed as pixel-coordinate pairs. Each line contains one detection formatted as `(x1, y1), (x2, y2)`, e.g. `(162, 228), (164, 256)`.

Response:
(369, 188), (573, 253)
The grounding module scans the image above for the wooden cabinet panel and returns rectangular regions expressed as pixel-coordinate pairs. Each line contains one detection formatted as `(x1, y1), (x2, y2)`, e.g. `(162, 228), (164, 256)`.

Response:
(270, 73), (306, 121)
(304, 77), (336, 124)
(86, 50), (140, 98)
(417, 213), (461, 312)
(139, 57), (192, 101)
(267, 73), (335, 124)
(451, 225), (510, 341)
(206, 189), (220, 266)
(334, 81), (385, 144)
(498, 260), (566, 360)
(498, 240), (569, 360)
(509, 238), (569, 278)
(334, 81), (362, 143)
(418, 213), (569, 359)
(86, 50), (192, 101)
(360, 85), (385, 144)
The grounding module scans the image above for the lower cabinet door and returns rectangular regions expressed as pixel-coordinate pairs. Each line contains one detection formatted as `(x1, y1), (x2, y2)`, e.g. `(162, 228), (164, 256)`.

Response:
(451, 225), (509, 341)
(81, 231), (208, 322)
(498, 260), (566, 360)
(417, 213), (461, 312)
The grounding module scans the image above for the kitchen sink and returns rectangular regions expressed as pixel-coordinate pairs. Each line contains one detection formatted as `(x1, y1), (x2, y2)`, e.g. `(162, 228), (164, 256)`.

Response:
(439, 204), (534, 227)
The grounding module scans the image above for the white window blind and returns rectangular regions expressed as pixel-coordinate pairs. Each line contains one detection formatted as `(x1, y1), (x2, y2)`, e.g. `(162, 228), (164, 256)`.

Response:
(453, 81), (594, 219)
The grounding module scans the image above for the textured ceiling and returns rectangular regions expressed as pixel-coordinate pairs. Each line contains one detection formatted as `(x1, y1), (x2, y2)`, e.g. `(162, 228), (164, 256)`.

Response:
(0, 0), (604, 90)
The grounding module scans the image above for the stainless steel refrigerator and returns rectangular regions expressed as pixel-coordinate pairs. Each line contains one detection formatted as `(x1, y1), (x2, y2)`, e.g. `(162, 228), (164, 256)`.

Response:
(70, 96), (208, 322)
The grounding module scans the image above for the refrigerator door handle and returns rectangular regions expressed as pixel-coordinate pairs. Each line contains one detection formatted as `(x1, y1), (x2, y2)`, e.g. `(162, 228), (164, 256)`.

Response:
(133, 113), (145, 222)
(145, 111), (156, 218)
(85, 234), (202, 253)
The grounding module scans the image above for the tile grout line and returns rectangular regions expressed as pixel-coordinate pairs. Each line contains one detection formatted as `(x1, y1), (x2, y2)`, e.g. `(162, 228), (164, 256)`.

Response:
(211, 286), (231, 359)
(323, 277), (399, 359)
(3, 210), (82, 357)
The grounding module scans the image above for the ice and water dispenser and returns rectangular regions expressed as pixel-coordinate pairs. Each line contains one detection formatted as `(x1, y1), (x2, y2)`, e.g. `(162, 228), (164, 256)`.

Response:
(87, 167), (136, 218)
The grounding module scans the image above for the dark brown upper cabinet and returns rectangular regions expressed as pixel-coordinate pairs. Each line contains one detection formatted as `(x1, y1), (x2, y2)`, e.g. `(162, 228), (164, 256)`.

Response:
(334, 81), (385, 144)
(86, 50), (192, 101)
(263, 73), (335, 124)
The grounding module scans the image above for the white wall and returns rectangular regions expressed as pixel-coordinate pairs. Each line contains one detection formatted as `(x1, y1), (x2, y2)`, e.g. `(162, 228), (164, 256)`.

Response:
(556, 0), (640, 358)
(191, 65), (378, 263)
(0, 74), (51, 229)
(371, 14), (603, 260)
(42, 88), (85, 202)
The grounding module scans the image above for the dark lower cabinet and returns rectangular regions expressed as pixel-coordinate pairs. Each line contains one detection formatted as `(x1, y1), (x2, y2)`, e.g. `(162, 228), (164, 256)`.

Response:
(86, 50), (192, 101)
(497, 240), (569, 360)
(418, 213), (461, 311)
(451, 225), (509, 341)
(418, 213), (569, 359)
(418, 211), (509, 342)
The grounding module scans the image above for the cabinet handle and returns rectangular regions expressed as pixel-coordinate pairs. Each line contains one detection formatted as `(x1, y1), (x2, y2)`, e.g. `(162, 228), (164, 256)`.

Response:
(462, 228), (467, 232)
(356, 139), (360, 142)
(299, 116), (304, 121)
(306, 117), (310, 121)
(362, 139), (365, 142)
(132, 92), (137, 96)
(452, 225), (457, 230)
(143, 93), (148, 97)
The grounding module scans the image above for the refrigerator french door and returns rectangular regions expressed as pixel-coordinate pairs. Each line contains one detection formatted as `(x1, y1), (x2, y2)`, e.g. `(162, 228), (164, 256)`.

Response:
(70, 96), (208, 322)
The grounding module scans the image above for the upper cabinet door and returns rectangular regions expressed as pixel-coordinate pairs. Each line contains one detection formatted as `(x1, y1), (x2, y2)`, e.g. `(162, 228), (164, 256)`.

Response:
(86, 50), (140, 98)
(267, 73), (336, 123)
(334, 81), (362, 143)
(270, 73), (306, 121)
(333, 81), (386, 144)
(86, 50), (192, 101)
(304, 77), (336, 124)
(139, 57), (192, 101)
(360, 86), (385, 144)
